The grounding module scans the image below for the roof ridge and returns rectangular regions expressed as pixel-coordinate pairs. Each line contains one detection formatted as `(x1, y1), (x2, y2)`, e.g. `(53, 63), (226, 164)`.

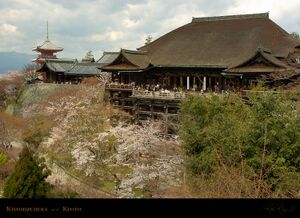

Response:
(103, 51), (119, 54)
(192, 12), (269, 22)
(257, 47), (272, 54)
(121, 49), (147, 55)
(45, 58), (76, 63)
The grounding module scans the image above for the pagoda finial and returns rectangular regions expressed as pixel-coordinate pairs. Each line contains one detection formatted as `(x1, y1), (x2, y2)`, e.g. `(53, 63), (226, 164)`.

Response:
(46, 20), (49, 41)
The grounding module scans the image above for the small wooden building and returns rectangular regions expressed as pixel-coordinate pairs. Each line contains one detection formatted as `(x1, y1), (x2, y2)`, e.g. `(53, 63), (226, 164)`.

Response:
(37, 59), (101, 84)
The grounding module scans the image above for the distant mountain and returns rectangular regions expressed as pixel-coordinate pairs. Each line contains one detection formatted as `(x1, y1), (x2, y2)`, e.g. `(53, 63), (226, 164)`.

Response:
(0, 52), (35, 74)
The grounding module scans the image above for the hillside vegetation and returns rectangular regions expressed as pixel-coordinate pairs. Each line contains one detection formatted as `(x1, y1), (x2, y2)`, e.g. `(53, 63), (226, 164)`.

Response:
(1, 79), (185, 198)
(1, 76), (300, 198)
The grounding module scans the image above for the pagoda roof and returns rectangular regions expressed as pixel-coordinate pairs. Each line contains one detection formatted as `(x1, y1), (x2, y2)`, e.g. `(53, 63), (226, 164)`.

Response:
(33, 39), (63, 52)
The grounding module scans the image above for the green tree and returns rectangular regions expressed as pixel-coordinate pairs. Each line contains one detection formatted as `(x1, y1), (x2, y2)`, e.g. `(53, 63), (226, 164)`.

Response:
(290, 32), (300, 40)
(145, 35), (152, 45)
(3, 146), (51, 198)
(179, 89), (300, 197)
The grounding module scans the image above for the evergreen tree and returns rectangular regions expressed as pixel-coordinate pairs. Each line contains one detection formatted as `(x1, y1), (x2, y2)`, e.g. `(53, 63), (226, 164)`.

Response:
(3, 146), (51, 198)
(145, 35), (152, 45)
(290, 32), (300, 40)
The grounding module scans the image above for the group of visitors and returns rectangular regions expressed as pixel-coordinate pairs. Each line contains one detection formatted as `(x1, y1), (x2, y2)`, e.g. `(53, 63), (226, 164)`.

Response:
(108, 80), (248, 96)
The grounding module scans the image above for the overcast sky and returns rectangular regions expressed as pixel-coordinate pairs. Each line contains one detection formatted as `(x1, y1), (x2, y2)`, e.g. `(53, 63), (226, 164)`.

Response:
(0, 0), (300, 60)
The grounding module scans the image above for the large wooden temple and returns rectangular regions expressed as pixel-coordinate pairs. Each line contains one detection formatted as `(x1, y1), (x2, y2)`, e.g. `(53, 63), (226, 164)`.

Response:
(100, 12), (300, 121)
(32, 13), (300, 122)
(102, 12), (300, 91)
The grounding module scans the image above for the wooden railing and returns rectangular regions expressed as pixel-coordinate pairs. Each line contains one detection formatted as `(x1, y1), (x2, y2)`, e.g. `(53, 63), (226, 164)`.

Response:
(105, 83), (134, 89)
(132, 90), (186, 99)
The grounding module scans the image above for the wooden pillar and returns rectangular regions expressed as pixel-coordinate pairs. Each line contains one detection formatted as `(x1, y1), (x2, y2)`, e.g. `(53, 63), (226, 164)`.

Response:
(150, 100), (154, 119)
(109, 91), (113, 105)
(222, 77), (225, 90)
(180, 76), (183, 88)
(208, 77), (212, 89)
(193, 77), (196, 89)
(164, 103), (168, 135)
(135, 100), (140, 121)
(121, 92), (125, 110)
(174, 77), (177, 88)
(120, 73), (123, 84)
(129, 72), (131, 83)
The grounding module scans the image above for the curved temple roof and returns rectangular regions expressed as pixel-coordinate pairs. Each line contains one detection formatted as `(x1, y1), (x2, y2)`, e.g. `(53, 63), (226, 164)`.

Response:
(135, 12), (299, 68)
(101, 49), (149, 71)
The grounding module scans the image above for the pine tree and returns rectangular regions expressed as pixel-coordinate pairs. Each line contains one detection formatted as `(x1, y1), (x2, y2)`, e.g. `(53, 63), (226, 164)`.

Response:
(3, 147), (51, 198)
(145, 35), (152, 45)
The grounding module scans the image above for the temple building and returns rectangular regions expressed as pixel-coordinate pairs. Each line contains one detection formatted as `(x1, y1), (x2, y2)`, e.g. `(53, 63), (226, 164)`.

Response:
(33, 23), (112, 83)
(101, 12), (300, 91)
(36, 51), (118, 83)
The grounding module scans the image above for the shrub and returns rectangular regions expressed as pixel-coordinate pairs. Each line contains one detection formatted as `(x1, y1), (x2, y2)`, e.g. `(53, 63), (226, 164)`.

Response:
(0, 152), (8, 165)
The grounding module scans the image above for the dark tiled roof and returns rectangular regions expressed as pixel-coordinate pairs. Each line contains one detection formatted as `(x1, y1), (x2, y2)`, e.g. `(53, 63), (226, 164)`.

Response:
(97, 52), (119, 65)
(37, 59), (100, 75)
(37, 59), (76, 72)
(192, 12), (269, 22)
(135, 12), (298, 68)
(65, 63), (100, 75)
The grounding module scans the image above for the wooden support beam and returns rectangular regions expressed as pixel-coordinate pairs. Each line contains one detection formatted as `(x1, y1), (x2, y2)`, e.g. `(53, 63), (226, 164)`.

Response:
(174, 76), (177, 88)
(150, 100), (154, 119)
(196, 75), (203, 85)
(164, 103), (168, 135)
(193, 76), (196, 88)
(167, 76), (171, 87)
(120, 73), (123, 84)
(180, 76), (183, 88)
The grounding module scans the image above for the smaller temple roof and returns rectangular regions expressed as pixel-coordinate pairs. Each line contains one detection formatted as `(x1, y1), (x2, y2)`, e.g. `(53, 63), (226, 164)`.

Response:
(100, 49), (149, 71)
(37, 59), (76, 72)
(225, 47), (292, 73)
(33, 39), (63, 52)
(65, 63), (100, 75)
(120, 49), (149, 68)
(37, 58), (100, 76)
(97, 52), (119, 66)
